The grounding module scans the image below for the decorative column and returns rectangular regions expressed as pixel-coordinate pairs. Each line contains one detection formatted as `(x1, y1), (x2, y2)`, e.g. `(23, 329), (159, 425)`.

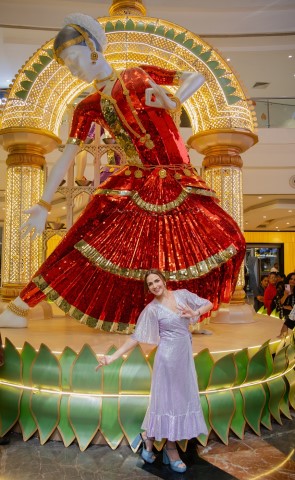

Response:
(188, 129), (258, 322)
(0, 127), (61, 300)
(109, 0), (146, 15)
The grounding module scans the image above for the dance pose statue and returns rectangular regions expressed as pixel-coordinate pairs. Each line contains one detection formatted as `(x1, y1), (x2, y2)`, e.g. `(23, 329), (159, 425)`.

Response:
(0, 13), (245, 331)
(96, 269), (213, 473)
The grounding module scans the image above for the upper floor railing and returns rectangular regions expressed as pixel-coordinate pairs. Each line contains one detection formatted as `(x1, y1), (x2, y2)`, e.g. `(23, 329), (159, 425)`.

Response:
(252, 98), (295, 128)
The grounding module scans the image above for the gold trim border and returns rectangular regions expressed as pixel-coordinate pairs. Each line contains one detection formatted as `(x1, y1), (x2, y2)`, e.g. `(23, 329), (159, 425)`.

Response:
(74, 241), (237, 281)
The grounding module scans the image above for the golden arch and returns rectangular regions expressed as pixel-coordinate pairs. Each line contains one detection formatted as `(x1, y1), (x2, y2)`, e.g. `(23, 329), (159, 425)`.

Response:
(0, 15), (255, 138)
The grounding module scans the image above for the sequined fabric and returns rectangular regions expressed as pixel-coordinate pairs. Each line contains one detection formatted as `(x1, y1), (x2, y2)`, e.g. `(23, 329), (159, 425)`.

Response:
(132, 289), (209, 441)
(20, 66), (246, 332)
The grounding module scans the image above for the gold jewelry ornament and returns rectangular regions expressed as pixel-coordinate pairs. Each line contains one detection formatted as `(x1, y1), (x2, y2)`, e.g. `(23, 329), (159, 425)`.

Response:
(37, 199), (52, 212)
(159, 169), (167, 178)
(7, 301), (29, 317)
(168, 95), (182, 113)
(54, 23), (99, 65)
(134, 169), (143, 178)
(94, 71), (155, 150)
(90, 51), (99, 64)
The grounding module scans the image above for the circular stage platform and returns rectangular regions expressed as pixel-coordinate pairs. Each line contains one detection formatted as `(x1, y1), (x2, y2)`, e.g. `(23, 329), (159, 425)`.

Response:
(0, 304), (294, 451)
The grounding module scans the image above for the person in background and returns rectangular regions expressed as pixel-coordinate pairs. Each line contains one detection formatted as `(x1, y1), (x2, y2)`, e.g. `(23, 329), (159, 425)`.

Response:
(253, 275), (269, 312)
(278, 272), (295, 337)
(270, 262), (279, 273)
(264, 272), (278, 315)
(272, 281), (286, 319)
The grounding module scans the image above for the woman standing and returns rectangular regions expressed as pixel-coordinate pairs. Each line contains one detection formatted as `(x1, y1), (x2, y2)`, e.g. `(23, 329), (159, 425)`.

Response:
(278, 272), (295, 337)
(0, 13), (245, 331)
(96, 269), (213, 473)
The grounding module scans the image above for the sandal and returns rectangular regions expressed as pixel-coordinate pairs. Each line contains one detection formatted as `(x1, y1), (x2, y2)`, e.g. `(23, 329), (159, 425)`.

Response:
(131, 433), (156, 464)
(163, 447), (186, 473)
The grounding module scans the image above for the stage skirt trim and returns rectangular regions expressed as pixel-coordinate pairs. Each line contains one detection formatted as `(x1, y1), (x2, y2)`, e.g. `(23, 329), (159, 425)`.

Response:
(74, 241), (237, 280)
(32, 274), (135, 332)
(93, 187), (216, 213)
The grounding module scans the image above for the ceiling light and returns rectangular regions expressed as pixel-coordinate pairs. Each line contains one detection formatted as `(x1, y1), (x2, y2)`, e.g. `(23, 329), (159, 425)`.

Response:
(263, 215), (266, 219)
(286, 222), (290, 225)
(61, 206), (66, 210)
(289, 55), (293, 58)
(288, 210), (292, 213)
(258, 196), (262, 199)
(276, 226), (279, 229)
(227, 58), (230, 62)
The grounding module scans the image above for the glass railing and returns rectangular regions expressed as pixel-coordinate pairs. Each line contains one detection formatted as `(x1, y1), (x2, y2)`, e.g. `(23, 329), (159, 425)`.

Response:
(252, 98), (295, 128)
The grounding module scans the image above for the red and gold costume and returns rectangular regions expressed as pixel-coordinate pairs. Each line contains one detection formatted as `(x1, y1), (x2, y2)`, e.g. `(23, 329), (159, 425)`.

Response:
(21, 66), (246, 332)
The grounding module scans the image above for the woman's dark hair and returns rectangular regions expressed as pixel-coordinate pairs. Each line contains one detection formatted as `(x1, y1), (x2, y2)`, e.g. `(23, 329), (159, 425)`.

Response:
(144, 269), (166, 292)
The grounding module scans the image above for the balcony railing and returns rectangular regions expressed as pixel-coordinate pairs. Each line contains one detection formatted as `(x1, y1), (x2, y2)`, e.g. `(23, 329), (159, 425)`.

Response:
(252, 98), (295, 128)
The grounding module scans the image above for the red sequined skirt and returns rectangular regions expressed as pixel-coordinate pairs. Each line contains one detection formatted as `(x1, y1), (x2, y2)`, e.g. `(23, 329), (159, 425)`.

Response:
(21, 166), (245, 332)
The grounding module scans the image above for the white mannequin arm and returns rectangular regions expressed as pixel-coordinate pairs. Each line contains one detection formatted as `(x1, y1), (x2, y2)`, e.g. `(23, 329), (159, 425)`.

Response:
(145, 71), (205, 109)
(20, 143), (79, 238)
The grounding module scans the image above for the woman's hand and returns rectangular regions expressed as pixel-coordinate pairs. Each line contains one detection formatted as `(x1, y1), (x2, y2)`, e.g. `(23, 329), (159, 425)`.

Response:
(145, 81), (178, 110)
(178, 304), (199, 319)
(20, 205), (49, 239)
(95, 355), (113, 371)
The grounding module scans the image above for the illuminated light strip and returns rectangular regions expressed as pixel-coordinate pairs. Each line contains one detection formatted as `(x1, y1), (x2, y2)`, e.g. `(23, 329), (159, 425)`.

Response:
(0, 364), (294, 398)
(12, 337), (287, 357)
(250, 449), (294, 480)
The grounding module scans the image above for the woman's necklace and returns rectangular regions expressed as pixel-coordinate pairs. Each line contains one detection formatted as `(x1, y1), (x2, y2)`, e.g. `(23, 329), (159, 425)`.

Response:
(94, 70), (155, 150)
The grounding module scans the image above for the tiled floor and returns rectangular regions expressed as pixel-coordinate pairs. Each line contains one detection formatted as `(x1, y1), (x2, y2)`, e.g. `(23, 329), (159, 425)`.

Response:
(1, 415), (294, 480)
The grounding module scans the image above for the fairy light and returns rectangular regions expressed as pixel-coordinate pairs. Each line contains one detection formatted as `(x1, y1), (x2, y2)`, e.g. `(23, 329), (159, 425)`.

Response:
(0, 363), (294, 397)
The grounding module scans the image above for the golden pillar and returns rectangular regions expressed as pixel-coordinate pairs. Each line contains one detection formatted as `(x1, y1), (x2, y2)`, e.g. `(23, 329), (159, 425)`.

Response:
(0, 127), (60, 300)
(188, 129), (258, 322)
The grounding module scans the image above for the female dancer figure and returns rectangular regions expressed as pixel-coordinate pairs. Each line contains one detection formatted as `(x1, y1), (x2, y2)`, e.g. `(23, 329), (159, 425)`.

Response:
(0, 13), (245, 331)
(96, 269), (212, 473)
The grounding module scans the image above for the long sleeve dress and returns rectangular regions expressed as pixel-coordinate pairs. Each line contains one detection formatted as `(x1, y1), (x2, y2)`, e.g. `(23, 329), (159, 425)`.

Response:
(132, 289), (209, 441)
(20, 66), (246, 333)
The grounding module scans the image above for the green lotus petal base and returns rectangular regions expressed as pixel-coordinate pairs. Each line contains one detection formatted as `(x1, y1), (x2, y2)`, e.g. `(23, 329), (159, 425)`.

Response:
(0, 332), (294, 451)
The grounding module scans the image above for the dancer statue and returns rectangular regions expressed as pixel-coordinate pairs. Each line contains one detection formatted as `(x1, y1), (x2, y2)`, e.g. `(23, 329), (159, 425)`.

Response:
(0, 13), (245, 331)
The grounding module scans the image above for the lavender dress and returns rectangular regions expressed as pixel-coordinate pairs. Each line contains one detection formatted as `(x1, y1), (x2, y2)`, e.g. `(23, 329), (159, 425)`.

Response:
(132, 289), (209, 441)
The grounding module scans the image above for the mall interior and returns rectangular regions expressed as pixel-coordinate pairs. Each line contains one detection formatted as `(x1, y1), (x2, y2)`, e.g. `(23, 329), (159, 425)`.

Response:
(0, 1), (295, 479)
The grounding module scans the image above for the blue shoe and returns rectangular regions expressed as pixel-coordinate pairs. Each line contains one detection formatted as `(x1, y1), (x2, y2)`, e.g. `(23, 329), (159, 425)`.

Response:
(163, 448), (187, 473)
(131, 433), (156, 463)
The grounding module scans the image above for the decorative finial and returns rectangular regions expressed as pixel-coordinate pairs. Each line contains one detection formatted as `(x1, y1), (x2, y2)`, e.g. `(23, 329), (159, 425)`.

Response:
(109, 0), (146, 16)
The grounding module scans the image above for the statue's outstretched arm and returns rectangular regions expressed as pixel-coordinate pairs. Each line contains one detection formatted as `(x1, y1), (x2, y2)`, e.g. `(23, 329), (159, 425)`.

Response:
(145, 71), (205, 110)
(20, 143), (80, 239)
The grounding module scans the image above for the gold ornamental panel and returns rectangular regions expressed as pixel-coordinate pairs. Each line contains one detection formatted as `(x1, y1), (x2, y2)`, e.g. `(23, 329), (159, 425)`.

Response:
(0, 16), (255, 137)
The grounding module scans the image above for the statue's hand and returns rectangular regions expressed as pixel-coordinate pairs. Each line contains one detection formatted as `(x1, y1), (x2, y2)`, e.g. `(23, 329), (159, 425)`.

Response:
(20, 205), (48, 239)
(145, 81), (177, 110)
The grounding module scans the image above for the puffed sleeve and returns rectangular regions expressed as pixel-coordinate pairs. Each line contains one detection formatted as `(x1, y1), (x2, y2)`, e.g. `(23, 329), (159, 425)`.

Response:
(131, 304), (160, 345)
(139, 65), (181, 86)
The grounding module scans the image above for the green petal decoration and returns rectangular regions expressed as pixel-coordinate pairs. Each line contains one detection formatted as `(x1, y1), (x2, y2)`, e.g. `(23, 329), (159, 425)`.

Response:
(280, 383), (292, 419)
(260, 384), (272, 430)
(145, 23), (156, 34)
(227, 95), (242, 105)
(69, 344), (102, 451)
(234, 349), (248, 385)
(32, 63), (44, 73)
(197, 395), (210, 446)
(136, 21), (145, 32)
(207, 61), (220, 70)
(165, 29), (175, 40)
(24, 70), (38, 81)
(268, 377), (286, 424)
(194, 349), (214, 391)
(115, 20), (125, 31)
(245, 343), (273, 383)
(125, 19), (135, 31)
(230, 390), (246, 439)
(242, 385), (266, 435)
(19, 342), (37, 441)
(105, 21), (115, 32)
(272, 344), (289, 375)
(39, 55), (52, 66)
(155, 25), (165, 36)
(100, 346), (124, 450)
(15, 90), (28, 100)
(0, 338), (22, 435)
(30, 344), (61, 444)
(285, 368), (295, 409)
(208, 352), (237, 389)
(20, 80), (33, 91)
(183, 39), (194, 49)
(199, 50), (212, 62)
(218, 77), (231, 87)
(119, 345), (151, 446)
(191, 45), (203, 56)
(174, 32), (186, 44)
(57, 347), (77, 447)
(223, 86), (237, 95)
(207, 391), (235, 444)
(213, 68), (226, 77)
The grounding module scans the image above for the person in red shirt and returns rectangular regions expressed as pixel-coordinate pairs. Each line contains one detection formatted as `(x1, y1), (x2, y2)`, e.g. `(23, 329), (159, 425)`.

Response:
(264, 272), (278, 315)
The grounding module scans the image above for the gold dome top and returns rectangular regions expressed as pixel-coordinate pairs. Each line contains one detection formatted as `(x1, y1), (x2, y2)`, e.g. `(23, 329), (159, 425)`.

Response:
(109, 0), (146, 16)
